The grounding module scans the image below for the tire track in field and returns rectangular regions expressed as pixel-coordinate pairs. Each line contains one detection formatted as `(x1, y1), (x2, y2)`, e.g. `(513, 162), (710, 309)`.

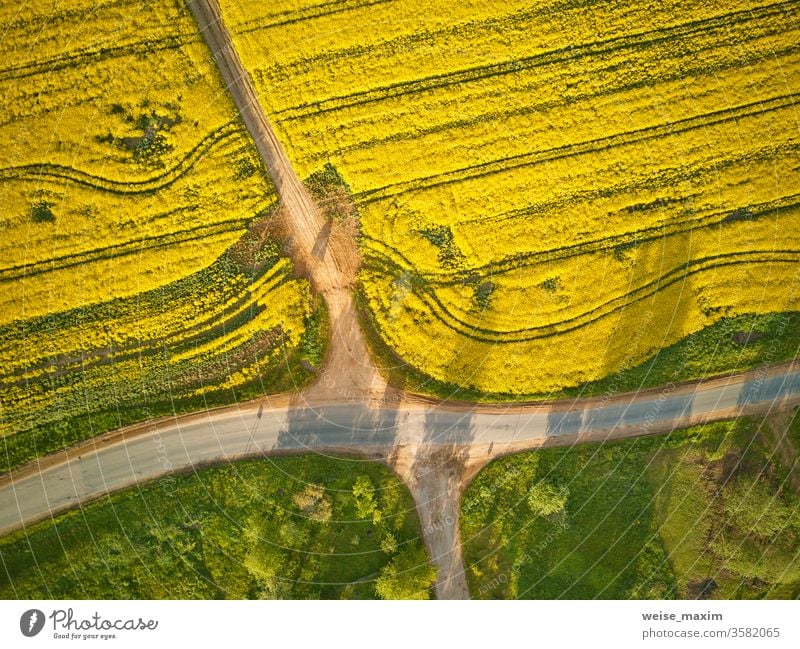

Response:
(0, 122), (243, 194)
(232, 0), (393, 34)
(0, 34), (192, 83)
(356, 93), (800, 204)
(273, 0), (796, 119)
(0, 262), (291, 384)
(0, 217), (248, 283)
(362, 194), (800, 285)
(294, 44), (800, 166)
(1, 0), (128, 31)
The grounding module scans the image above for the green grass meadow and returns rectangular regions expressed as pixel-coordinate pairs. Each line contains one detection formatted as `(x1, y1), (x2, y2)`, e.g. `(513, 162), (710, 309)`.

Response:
(462, 417), (800, 599)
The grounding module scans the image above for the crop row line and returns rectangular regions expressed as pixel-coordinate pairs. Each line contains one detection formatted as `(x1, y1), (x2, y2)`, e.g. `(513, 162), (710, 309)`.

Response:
(363, 194), (800, 287)
(0, 261), (291, 384)
(0, 121), (243, 195)
(0, 216), (248, 285)
(2, 0), (130, 33)
(296, 43), (800, 165)
(258, 0), (576, 84)
(0, 33), (193, 84)
(234, 0), (393, 35)
(356, 93), (799, 204)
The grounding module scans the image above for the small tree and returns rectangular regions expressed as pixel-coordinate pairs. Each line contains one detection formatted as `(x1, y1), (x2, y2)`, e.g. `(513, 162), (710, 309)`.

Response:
(293, 484), (332, 522)
(375, 545), (437, 600)
(352, 475), (377, 520)
(380, 532), (398, 555)
(31, 201), (55, 223)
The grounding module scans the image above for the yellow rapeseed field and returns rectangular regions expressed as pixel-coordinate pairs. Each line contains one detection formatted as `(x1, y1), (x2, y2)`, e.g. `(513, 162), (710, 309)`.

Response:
(0, 0), (318, 466)
(0, 0), (272, 317)
(221, 0), (800, 394)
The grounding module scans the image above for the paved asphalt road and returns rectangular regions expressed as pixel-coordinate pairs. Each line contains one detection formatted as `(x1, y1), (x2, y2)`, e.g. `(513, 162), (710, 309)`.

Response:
(1, 365), (799, 535)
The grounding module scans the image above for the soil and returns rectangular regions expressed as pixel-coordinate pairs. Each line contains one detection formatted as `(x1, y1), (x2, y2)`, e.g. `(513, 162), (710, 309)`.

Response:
(189, 0), (385, 405)
(389, 445), (471, 599)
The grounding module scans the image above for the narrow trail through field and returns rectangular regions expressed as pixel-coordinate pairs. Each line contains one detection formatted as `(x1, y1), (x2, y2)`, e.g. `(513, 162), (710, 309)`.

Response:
(189, 0), (462, 594)
(391, 446), (472, 599)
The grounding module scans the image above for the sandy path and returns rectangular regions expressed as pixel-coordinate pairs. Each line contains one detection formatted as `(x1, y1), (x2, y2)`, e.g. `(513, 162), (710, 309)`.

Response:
(390, 447), (471, 599)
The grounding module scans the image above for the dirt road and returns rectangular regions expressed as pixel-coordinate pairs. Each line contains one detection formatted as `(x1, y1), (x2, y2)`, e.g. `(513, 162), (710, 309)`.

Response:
(391, 446), (472, 599)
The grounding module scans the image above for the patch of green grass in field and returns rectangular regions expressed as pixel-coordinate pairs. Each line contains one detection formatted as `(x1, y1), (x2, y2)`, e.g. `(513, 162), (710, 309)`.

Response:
(462, 419), (800, 599)
(0, 456), (429, 599)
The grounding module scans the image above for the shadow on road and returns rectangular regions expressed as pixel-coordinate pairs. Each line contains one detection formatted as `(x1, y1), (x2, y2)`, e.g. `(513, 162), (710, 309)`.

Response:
(273, 389), (401, 453)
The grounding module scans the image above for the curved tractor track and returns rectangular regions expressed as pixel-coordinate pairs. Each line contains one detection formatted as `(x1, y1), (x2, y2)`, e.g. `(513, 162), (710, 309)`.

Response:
(2, 0), (798, 601)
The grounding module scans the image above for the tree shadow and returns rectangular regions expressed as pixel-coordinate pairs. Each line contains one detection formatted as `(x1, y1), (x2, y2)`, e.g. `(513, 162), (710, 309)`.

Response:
(311, 220), (333, 261)
(273, 386), (402, 453)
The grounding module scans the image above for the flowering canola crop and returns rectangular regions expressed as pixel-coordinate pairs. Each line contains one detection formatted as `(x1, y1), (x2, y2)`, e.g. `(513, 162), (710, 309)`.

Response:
(220, 0), (800, 395)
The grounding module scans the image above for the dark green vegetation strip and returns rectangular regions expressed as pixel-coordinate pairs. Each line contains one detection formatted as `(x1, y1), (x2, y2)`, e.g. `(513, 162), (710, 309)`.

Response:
(462, 417), (800, 599)
(0, 456), (433, 599)
(789, 407), (800, 453)
(570, 312), (800, 398)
